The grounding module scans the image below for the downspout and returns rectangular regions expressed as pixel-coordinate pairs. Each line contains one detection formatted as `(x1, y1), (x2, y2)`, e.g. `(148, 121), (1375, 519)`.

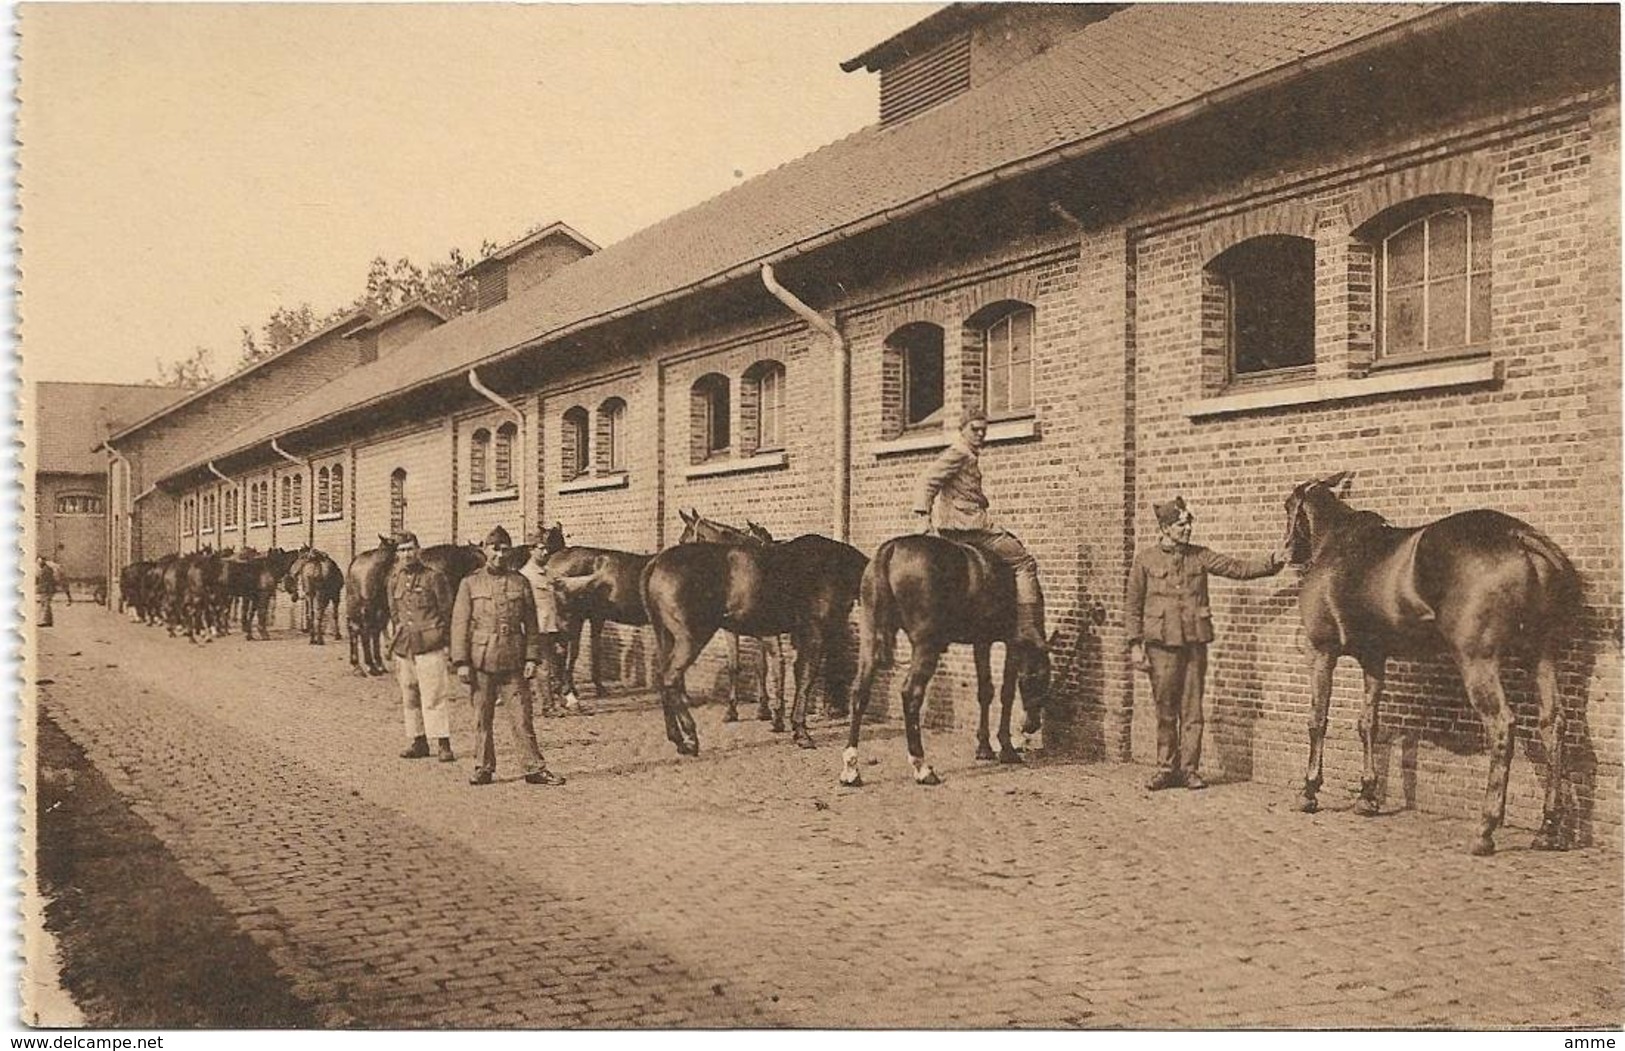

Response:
(761, 264), (849, 542)
(105, 442), (132, 594)
(468, 369), (528, 541)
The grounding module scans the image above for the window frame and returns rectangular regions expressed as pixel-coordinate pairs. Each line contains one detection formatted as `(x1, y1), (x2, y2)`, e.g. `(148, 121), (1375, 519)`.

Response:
(54, 492), (104, 516)
(562, 406), (591, 481)
(1377, 203), (1492, 366)
(469, 427), (491, 494)
(977, 303), (1037, 418)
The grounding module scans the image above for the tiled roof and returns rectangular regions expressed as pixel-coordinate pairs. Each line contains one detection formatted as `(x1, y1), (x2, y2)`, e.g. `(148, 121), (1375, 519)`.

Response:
(166, 3), (1451, 483)
(33, 382), (189, 475)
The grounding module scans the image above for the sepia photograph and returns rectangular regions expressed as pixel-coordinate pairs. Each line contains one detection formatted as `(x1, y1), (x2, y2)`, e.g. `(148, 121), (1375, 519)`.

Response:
(15, 1), (1624, 1033)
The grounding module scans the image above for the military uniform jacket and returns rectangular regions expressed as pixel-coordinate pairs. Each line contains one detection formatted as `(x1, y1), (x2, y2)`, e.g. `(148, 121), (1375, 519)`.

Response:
(451, 568), (542, 673)
(913, 438), (992, 531)
(388, 562), (452, 657)
(518, 559), (565, 634)
(1125, 543), (1279, 646)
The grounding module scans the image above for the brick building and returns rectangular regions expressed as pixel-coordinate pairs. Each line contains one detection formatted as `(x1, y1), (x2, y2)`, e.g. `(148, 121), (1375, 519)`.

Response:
(114, 5), (1621, 844)
(30, 381), (186, 591)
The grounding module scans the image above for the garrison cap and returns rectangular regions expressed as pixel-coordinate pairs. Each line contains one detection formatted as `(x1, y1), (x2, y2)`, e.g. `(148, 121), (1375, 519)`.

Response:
(483, 525), (513, 547)
(1154, 496), (1189, 528)
(394, 531), (420, 548)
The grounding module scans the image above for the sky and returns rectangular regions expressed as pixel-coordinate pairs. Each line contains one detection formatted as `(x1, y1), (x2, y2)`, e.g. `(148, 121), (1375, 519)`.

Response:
(17, 3), (935, 386)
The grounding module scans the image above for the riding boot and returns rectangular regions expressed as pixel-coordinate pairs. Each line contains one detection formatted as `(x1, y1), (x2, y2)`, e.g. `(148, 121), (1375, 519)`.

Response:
(399, 735), (430, 759)
(1014, 600), (1048, 654)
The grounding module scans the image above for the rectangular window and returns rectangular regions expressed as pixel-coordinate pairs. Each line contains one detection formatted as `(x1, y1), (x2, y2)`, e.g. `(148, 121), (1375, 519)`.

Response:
(758, 369), (782, 451)
(984, 309), (1034, 414)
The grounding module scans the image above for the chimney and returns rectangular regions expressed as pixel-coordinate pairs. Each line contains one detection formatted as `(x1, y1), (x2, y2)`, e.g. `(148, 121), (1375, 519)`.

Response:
(464, 221), (599, 311)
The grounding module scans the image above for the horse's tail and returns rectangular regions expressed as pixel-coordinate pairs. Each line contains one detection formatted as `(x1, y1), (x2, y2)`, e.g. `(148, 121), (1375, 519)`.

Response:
(859, 541), (901, 668)
(1513, 525), (1583, 640)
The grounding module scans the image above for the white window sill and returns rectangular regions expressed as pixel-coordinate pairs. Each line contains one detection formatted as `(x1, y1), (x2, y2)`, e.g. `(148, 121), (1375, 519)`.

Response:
(222, 525), (239, 533)
(248, 522), (268, 530)
(872, 416), (1039, 458)
(1184, 358), (1499, 419)
(559, 472), (629, 494)
(683, 451), (788, 480)
(467, 488), (518, 505)
(278, 517), (304, 527)
(316, 511), (343, 522)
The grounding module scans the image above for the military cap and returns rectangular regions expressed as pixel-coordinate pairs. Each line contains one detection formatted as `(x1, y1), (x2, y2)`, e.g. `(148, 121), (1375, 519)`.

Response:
(393, 531), (420, 548)
(1154, 496), (1190, 527)
(483, 525), (513, 547)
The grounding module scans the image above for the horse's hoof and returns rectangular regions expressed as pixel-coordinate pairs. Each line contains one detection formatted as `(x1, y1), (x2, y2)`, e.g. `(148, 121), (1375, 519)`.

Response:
(917, 770), (942, 786)
(794, 733), (816, 750)
(723, 711), (739, 724)
(1469, 837), (1496, 857)
(999, 748), (1024, 765)
(839, 771), (863, 788)
(1299, 796), (1320, 814)
(1531, 831), (1569, 852)
(772, 718), (786, 734)
(1354, 796), (1380, 817)
(756, 708), (774, 722)
(676, 739), (700, 757)
(975, 745), (995, 762)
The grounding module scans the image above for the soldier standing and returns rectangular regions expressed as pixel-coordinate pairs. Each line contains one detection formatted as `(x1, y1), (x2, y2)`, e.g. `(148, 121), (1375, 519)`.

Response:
(1126, 496), (1285, 791)
(452, 526), (565, 787)
(387, 532), (456, 763)
(517, 541), (580, 717)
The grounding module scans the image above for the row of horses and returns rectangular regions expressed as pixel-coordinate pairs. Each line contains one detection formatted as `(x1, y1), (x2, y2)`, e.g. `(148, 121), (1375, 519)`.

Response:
(118, 546), (341, 644)
(115, 473), (1583, 855)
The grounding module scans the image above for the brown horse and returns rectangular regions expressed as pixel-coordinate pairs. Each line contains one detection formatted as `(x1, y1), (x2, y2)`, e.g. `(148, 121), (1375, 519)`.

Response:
(239, 547), (298, 640)
(840, 533), (1055, 787)
(543, 539), (652, 705)
(675, 511), (792, 728)
(1283, 471), (1580, 856)
(345, 537), (397, 674)
(642, 514), (867, 754)
(288, 548), (345, 645)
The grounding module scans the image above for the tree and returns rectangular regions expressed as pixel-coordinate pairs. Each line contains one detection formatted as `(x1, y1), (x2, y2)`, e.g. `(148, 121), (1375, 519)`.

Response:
(147, 345), (216, 390)
(354, 247), (477, 319)
(237, 304), (320, 369)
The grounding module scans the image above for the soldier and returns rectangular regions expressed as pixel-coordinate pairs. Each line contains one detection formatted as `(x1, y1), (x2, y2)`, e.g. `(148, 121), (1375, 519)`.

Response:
(1126, 496), (1285, 791)
(451, 526), (565, 787)
(36, 556), (56, 628)
(516, 540), (579, 717)
(912, 408), (1047, 653)
(387, 531), (456, 763)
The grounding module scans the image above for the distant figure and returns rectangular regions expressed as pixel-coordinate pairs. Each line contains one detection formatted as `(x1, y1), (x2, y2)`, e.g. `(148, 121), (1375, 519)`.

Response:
(36, 557), (56, 628)
(451, 527), (565, 787)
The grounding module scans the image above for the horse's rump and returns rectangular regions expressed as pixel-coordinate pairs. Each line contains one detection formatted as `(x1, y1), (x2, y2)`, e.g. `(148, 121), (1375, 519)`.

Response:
(866, 534), (1015, 648)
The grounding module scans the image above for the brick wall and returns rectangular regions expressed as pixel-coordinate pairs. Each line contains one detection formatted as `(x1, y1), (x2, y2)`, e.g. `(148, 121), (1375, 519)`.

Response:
(354, 423), (454, 547)
(35, 473), (107, 581)
(1123, 92), (1621, 846)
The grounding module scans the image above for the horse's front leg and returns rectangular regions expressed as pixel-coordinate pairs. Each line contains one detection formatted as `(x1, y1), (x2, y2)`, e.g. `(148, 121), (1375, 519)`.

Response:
(973, 644), (995, 761)
(996, 649), (1023, 764)
(723, 631), (742, 723)
(560, 619), (585, 709)
(588, 617), (608, 698)
(902, 643), (945, 785)
(1462, 657), (1515, 857)
(759, 635), (780, 724)
(841, 622), (884, 787)
(656, 621), (707, 756)
(1354, 650), (1387, 816)
(1300, 649), (1337, 813)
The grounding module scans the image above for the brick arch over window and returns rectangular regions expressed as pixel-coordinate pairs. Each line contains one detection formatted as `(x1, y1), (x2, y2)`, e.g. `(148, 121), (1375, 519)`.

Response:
(739, 360), (785, 457)
(1201, 234), (1317, 386)
(596, 397), (628, 473)
(1344, 156), (1497, 232)
(881, 322), (945, 440)
(494, 422), (517, 490)
(561, 406), (590, 480)
(470, 427), (491, 493)
(1355, 192), (1493, 364)
(1198, 201), (1316, 262)
(964, 300), (1036, 417)
(689, 374), (730, 463)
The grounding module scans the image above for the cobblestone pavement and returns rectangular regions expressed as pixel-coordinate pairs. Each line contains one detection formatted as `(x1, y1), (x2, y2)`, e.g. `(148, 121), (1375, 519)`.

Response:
(32, 605), (1624, 1028)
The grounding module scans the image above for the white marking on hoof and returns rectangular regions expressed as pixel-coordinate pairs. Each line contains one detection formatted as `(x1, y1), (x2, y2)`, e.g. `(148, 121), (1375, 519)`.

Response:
(564, 691), (581, 708)
(909, 756), (937, 784)
(1012, 731), (1029, 753)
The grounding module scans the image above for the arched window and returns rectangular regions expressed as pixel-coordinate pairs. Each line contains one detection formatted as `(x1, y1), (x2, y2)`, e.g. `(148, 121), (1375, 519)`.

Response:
(55, 493), (103, 515)
(597, 398), (627, 472)
(470, 428), (491, 493)
(742, 361), (785, 455)
(561, 407), (590, 481)
(330, 464), (344, 518)
(1204, 237), (1316, 379)
(495, 422), (517, 490)
(968, 302), (1036, 414)
(690, 374), (731, 463)
(223, 487), (238, 529)
(279, 477), (291, 521)
(292, 473), (303, 520)
(882, 323), (945, 438)
(1369, 197), (1492, 361)
(390, 468), (408, 534)
(182, 497), (194, 536)
(318, 466), (331, 516)
(202, 493), (215, 532)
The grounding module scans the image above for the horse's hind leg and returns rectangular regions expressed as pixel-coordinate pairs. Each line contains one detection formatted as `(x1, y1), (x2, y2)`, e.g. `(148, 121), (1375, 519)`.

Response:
(1532, 648), (1570, 850)
(1354, 650), (1387, 816)
(903, 644), (945, 785)
(655, 620), (706, 756)
(1300, 650), (1337, 813)
(973, 644), (996, 761)
(788, 632), (822, 749)
(723, 632), (742, 723)
(1462, 657), (1515, 856)
(841, 624), (885, 787)
(997, 650), (1023, 764)
(760, 636), (781, 725)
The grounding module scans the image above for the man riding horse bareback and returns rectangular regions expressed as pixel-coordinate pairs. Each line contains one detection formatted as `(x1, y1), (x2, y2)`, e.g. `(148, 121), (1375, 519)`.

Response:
(912, 409), (1046, 655)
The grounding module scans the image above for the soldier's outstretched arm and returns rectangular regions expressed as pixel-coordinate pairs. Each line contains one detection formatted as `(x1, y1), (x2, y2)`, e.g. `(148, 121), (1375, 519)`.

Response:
(1198, 546), (1282, 581)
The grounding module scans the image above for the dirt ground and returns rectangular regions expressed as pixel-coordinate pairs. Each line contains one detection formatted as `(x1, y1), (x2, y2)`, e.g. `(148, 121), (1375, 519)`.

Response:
(34, 709), (319, 1028)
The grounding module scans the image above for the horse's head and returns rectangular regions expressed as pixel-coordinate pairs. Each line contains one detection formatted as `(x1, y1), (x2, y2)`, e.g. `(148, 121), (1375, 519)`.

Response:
(745, 520), (776, 544)
(542, 522), (567, 556)
(1282, 471), (1353, 566)
(677, 507), (753, 545)
(1017, 631), (1061, 736)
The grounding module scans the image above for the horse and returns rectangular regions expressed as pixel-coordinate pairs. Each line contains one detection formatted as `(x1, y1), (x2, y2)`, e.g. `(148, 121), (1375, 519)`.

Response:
(420, 541), (487, 592)
(289, 548), (345, 646)
(642, 511), (867, 753)
(840, 533), (1055, 787)
(345, 537), (397, 674)
(1281, 471), (1581, 856)
(674, 511), (793, 729)
(542, 534), (654, 706)
(236, 547), (298, 640)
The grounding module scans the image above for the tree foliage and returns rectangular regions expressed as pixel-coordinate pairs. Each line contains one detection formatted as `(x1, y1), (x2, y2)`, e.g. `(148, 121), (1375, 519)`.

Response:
(146, 346), (216, 390)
